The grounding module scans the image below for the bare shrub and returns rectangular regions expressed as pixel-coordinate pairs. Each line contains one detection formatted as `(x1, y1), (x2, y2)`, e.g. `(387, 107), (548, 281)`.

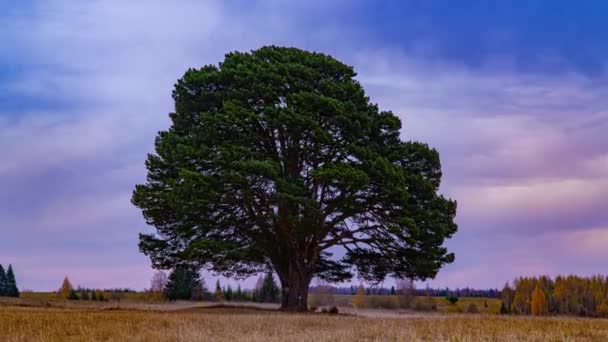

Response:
(467, 303), (480, 314)
(150, 271), (168, 293)
(191, 282), (210, 301)
(352, 284), (366, 309)
(414, 296), (437, 312)
(396, 278), (416, 309)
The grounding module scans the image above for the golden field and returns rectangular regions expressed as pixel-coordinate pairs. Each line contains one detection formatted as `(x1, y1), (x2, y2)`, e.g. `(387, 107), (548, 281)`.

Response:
(2, 303), (608, 341)
(315, 294), (502, 314)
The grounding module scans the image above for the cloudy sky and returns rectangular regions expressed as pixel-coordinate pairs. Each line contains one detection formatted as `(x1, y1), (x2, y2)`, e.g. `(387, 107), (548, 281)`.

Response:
(1, 0), (607, 291)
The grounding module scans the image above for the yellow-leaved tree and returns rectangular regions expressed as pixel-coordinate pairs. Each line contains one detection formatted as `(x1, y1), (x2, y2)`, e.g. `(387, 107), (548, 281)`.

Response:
(58, 276), (73, 300)
(353, 284), (365, 309)
(531, 285), (548, 315)
(597, 301), (608, 317)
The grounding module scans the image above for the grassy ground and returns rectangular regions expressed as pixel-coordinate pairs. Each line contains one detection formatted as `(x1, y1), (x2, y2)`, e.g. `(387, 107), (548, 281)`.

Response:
(20, 291), (153, 302)
(19, 292), (501, 314)
(21, 292), (500, 313)
(311, 294), (501, 314)
(1, 304), (608, 341)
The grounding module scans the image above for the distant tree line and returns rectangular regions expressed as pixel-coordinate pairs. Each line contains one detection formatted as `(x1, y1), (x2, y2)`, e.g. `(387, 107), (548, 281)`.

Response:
(249, 272), (280, 303)
(0, 264), (19, 297)
(151, 268), (281, 303)
(309, 284), (499, 298)
(157, 270), (496, 303)
(95, 288), (137, 293)
(57, 277), (107, 301)
(57, 277), (150, 302)
(501, 275), (608, 317)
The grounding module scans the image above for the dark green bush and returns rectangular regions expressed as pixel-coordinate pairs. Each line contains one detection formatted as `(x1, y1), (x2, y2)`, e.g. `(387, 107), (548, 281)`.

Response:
(445, 296), (459, 305)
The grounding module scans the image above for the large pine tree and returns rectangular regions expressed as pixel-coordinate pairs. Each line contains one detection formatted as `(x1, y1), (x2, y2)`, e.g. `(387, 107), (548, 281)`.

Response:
(133, 46), (458, 311)
(5, 265), (18, 297)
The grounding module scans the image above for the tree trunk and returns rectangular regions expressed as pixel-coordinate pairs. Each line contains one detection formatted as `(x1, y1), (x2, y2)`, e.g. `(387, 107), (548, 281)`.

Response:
(280, 275), (310, 312)
(279, 259), (311, 312)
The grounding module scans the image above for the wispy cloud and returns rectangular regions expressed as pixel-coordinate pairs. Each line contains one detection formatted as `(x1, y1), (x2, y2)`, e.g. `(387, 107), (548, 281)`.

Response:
(353, 48), (608, 287)
(1, 0), (607, 290)
(0, 0), (356, 290)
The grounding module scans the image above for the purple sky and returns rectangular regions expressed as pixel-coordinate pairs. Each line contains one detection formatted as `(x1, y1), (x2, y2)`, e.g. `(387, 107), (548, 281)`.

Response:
(1, 1), (607, 291)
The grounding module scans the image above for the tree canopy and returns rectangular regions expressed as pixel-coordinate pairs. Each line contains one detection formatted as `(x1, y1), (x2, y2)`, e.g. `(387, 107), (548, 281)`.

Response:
(5, 265), (18, 298)
(133, 46), (457, 311)
(0, 264), (19, 298)
(0, 265), (7, 296)
(164, 266), (202, 301)
(257, 272), (280, 303)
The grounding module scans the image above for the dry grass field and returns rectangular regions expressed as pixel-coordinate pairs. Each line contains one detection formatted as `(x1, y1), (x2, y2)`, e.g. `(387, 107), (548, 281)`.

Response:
(2, 303), (608, 341)
(17, 292), (501, 314)
(317, 294), (501, 314)
(20, 291), (154, 303)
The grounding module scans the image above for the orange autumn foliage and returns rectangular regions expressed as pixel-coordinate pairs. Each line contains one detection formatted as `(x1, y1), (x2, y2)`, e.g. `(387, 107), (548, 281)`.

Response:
(58, 276), (73, 300)
(530, 285), (547, 315)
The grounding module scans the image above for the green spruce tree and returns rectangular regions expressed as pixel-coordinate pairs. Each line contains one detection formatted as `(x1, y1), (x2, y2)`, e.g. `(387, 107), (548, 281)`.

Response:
(260, 272), (280, 303)
(235, 284), (243, 301)
(68, 289), (79, 300)
(0, 265), (7, 297)
(224, 285), (233, 301)
(164, 266), (202, 300)
(6, 265), (19, 298)
(500, 301), (509, 314)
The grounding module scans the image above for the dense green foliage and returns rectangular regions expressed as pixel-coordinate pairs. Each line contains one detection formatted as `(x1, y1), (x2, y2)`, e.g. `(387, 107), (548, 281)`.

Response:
(133, 46), (457, 310)
(446, 295), (459, 305)
(234, 284), (245, 301)
(500, 301), (509, 314)
(165, 266), (204, 300)
(215, 283), (267, 302)
(0, 265), (6, 296)
(67, 289), (79, 300)
(255, 272), (280, 303)
(223, 285), (234, 301)
(0, 264), (19, 297)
